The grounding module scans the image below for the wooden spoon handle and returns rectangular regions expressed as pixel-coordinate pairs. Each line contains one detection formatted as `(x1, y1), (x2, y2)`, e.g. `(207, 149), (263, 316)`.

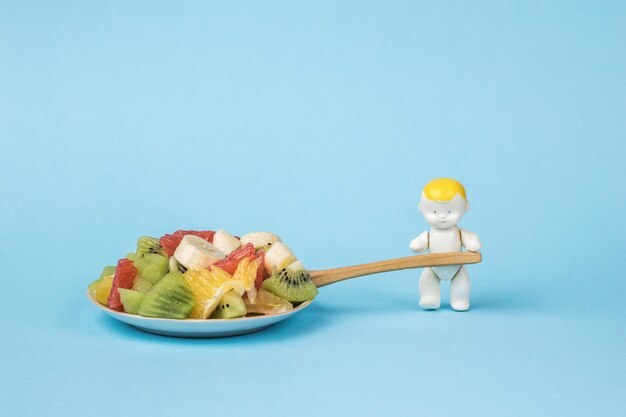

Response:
(309, 252), (482, 288)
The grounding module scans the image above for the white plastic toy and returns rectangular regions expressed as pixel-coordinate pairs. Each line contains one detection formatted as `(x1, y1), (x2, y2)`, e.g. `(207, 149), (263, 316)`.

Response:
(409, 178), (481, 311)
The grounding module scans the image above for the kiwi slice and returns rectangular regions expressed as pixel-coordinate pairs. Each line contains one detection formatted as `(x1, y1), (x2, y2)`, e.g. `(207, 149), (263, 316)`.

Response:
(129, 253), (169, 292)
(210, 290), (247, 319)
(99, 265), (116, 279)
(137, 272), (195, 319)
(118, 289), (146, 314)
(140, 254), (169, 279)
(167, 257), (187, 273)
(136, 236), (164, 256)
(126, 252), (144, 268)
(262, 260), (318, 302)
(132, 278), (152, 293)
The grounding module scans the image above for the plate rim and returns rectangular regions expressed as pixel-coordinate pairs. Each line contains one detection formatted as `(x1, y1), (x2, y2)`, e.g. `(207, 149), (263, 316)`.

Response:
(86, 290), (313, 323)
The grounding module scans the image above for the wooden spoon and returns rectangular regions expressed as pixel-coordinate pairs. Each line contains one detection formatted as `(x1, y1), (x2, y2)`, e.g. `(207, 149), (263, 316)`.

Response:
(309, 252), (482, 287)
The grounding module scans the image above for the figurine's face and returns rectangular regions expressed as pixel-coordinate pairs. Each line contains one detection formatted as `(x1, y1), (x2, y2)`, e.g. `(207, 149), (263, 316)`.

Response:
(419, 193), (468, 229)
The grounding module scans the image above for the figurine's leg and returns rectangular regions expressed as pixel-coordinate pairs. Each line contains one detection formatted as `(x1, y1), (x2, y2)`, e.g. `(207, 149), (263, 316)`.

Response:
(450, 266), (470, 311)
(419, 268), (441, 310)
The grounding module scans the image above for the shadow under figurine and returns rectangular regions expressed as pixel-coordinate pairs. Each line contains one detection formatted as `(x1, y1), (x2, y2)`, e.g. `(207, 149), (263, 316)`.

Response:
(409, 178), (481, 311)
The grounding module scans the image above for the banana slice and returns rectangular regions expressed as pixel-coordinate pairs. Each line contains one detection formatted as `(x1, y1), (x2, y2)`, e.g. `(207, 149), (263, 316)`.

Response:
(212, 230), (241, 255)
(240, 232), (282, 250)
(174, 235), (225, 270)
(264, 242), (297, 275)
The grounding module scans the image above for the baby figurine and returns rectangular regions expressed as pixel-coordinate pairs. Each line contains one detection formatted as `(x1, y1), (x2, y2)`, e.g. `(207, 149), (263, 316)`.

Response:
(409, 178), (481, 311)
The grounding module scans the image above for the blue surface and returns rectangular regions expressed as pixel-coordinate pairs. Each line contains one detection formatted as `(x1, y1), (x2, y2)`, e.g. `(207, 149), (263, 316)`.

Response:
(1, 1), (625, 416)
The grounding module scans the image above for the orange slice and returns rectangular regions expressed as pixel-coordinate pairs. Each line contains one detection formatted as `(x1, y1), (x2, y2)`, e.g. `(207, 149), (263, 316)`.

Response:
(184, 260), (261, 319)
(232, 257), (261, 303)
(184, 267), (244, 318)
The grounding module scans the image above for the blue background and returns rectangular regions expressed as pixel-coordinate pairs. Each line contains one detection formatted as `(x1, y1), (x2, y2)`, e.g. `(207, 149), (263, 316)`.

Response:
(1, 1), (625, 416)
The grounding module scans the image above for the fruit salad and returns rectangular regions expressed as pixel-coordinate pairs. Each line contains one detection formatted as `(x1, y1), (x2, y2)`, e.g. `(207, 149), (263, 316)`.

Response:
(87, 230), (318, 319)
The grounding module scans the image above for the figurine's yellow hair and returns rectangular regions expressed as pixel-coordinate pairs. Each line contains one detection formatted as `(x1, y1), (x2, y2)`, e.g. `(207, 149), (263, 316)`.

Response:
(423, 178), (467, 202)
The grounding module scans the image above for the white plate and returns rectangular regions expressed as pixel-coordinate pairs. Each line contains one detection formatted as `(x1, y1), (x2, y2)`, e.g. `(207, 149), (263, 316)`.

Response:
(87, 291), (312, 338)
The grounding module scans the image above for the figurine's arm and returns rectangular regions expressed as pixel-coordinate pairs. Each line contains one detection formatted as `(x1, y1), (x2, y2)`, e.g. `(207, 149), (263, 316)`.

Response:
(460, 228), (481, 252)
(409, 231), (429, 253)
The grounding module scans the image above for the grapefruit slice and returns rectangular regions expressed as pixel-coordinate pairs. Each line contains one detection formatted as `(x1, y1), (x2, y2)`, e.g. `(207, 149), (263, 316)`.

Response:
(160, 230), (216, 256)
(107, 258), (138, 311)
(213, 243), (255, 275)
